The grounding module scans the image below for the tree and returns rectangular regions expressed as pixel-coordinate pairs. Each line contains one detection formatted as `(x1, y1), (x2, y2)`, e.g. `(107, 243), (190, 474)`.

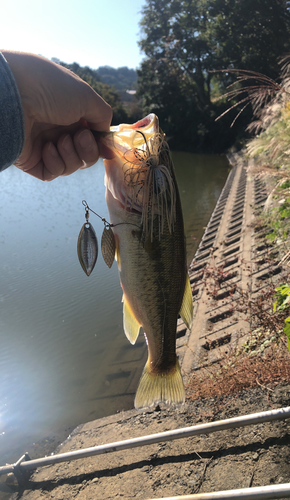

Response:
(137, 0), (290, 152)
(206, 0), (290, 79)
(97, 66), (137, 91)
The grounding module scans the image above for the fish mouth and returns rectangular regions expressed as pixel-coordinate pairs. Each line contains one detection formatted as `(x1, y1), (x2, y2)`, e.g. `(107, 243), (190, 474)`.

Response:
(110, 113), (159, 136)
(103, 114), (160, 155)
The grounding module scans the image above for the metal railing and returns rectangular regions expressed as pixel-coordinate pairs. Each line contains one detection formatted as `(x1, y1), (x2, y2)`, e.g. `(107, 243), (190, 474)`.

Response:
(0, 406), (289, 488)
(150, 483), (290, 499)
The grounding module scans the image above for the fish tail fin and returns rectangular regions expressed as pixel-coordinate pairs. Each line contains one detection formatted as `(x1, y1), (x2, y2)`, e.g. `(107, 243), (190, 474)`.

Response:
(134, 358), (185, 410)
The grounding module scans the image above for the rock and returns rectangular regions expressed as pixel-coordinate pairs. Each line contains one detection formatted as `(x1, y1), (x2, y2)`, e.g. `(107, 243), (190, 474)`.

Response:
(140, 466), (150, 472)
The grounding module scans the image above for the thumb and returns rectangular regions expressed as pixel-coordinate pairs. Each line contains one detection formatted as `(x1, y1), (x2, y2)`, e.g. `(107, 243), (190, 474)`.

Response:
(79, 85), (113, 132)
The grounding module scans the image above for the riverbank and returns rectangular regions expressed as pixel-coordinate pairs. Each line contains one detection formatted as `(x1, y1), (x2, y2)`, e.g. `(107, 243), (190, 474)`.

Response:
(3, 154), (290, 499)
(4, 383), (290, 500)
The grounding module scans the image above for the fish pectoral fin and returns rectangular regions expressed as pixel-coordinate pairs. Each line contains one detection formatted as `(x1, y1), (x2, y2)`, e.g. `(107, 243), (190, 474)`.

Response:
(122, 295), (141, 345)
(134, 358), (185, 410)
(179, 274), (193, 329)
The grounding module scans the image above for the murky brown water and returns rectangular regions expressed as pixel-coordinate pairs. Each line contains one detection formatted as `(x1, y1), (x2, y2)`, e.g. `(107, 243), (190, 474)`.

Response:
(0, 153), (230, 465)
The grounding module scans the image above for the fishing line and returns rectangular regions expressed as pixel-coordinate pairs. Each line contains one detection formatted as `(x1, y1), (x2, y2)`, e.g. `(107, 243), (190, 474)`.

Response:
(82, 200), (140, 229)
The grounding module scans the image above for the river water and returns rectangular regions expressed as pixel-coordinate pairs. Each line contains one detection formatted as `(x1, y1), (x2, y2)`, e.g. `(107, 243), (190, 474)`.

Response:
(0, 153), (229, 466)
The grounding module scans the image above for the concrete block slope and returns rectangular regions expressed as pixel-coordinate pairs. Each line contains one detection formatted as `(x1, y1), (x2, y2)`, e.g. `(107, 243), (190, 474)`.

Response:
(180, 156), (286, 376)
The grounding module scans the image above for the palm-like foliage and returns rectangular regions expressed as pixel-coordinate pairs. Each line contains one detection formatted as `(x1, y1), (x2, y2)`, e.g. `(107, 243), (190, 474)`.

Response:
(215, 69), (283, 130)
(246, 57), (290, 169)
(216, 56), (290, 170)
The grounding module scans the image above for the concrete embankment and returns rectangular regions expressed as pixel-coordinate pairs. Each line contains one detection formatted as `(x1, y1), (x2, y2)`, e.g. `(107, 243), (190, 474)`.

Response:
(178, 154), (287, 376)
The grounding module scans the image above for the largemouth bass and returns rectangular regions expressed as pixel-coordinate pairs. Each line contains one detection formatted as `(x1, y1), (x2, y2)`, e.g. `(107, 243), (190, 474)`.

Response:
(102, 114), (193, 409)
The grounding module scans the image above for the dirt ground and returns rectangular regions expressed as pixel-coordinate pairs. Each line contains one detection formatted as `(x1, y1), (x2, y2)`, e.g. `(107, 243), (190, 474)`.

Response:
(2, 381), (289, 500)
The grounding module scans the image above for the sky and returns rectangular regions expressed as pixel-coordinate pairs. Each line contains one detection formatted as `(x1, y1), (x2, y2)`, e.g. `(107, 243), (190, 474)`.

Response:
(1, 0), (146, 70)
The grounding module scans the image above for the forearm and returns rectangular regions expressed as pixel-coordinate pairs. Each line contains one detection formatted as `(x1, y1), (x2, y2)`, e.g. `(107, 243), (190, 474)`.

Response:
(0, 51), (25, 171)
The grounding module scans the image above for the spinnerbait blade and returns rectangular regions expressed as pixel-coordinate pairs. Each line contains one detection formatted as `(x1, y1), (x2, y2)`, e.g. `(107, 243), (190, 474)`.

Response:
(101, 226), (115, 268)
(77, 222), (98, 276)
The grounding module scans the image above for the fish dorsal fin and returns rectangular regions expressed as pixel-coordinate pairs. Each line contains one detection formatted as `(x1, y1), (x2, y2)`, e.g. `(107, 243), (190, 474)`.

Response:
(179, 274), (193, 330)
(122, 295), (141, 345)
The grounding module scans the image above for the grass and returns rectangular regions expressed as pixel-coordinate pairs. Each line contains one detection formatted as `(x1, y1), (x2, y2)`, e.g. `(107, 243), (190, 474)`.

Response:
(186, 338), (290, 402)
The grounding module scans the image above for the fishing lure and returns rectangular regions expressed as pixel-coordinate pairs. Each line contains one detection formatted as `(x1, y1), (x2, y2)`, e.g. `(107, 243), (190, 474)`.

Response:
(77, 203), (98, 276)
(77, 201), (115, 275)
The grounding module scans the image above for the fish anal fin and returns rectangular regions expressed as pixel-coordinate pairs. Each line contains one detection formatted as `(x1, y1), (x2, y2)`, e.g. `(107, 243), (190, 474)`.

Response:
(122, 295), (141, 345)
(134, 358), (185, 410)
(179, 274), (193, 329)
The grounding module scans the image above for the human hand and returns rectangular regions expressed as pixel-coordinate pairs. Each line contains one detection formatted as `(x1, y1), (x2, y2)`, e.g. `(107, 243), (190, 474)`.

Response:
(2, 51), (113, 181)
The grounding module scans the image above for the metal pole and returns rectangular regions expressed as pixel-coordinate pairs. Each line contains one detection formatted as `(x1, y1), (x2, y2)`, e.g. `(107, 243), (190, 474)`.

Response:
(149, 483), (290, 499)
(0, 406), (289, 476)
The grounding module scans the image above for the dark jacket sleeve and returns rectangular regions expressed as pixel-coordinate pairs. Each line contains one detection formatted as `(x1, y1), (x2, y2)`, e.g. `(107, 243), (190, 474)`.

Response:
(0, 52), (25, 171)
